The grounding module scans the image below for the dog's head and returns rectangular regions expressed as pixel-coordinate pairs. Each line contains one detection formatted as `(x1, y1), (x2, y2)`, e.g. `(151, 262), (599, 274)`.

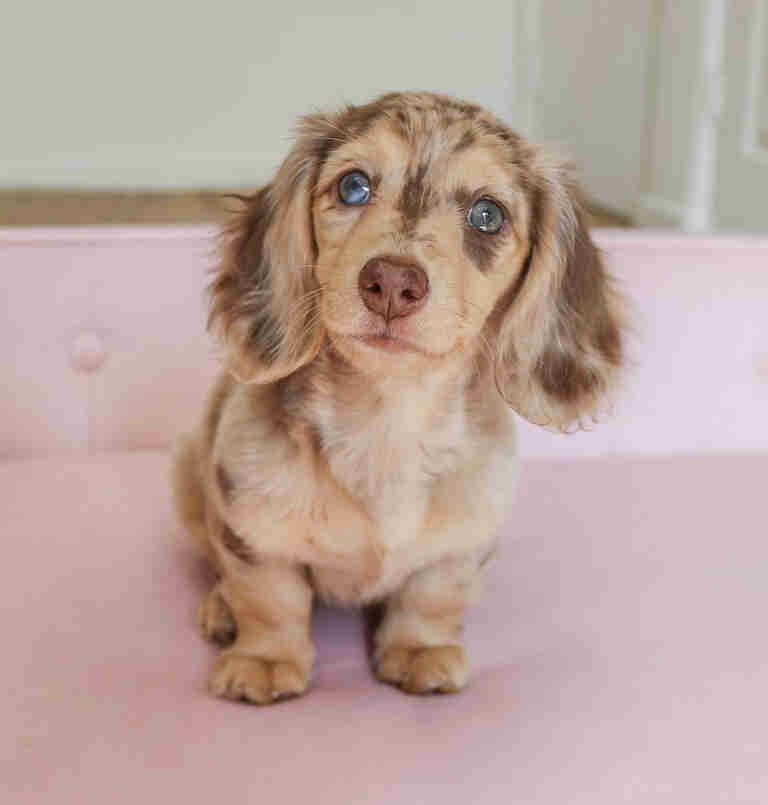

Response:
(209, 92), (624, 429)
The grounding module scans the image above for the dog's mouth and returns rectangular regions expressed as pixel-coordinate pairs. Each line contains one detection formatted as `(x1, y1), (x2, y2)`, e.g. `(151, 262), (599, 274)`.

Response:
(326, 323), (443, 357)
(353, 332), (426, 355)
(325, 311), (456, 359)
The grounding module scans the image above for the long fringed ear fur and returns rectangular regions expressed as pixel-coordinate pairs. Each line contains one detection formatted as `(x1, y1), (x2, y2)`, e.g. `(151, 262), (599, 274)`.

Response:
(208, 117), (334, 384)
(492, 154), (626, 431)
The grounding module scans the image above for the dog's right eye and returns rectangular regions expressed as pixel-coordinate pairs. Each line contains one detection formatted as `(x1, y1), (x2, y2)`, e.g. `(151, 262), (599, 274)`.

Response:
(467, 198), (504, 233)
(338, 171), (371, 206)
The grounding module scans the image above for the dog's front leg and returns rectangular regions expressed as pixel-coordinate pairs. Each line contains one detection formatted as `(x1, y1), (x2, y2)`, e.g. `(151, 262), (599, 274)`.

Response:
(373, 555), (481, 694)
(208, 561), (315, 704)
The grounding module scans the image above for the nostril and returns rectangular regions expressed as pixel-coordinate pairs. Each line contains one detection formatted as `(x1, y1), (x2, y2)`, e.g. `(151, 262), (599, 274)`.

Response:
(359, 255), (428, 318)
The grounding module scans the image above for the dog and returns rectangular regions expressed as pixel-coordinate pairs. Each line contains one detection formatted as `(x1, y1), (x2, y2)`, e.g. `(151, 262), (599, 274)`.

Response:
(171, 91), (625, 703)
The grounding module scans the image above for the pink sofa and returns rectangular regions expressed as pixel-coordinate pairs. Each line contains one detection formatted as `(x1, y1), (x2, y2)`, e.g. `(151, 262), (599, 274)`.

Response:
(3, 228), (767, 804)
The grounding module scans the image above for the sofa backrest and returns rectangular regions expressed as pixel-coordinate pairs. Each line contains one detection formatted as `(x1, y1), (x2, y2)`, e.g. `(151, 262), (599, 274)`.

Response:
(2, 227), (767, 458)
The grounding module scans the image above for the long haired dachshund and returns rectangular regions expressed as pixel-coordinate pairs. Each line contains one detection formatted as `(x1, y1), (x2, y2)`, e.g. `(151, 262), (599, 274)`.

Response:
(172, 92), (625, 703)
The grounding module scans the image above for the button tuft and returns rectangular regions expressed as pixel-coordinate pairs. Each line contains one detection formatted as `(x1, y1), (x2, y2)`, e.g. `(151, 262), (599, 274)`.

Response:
(71, 332), (107, 374)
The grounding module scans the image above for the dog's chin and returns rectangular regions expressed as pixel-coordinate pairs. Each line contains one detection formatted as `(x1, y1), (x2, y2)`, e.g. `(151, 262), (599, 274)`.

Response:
(327, 329), (456, 377)
(354, 334), (432, 356)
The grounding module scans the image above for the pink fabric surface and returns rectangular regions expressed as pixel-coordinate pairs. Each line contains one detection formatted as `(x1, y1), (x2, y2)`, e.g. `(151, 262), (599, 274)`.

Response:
(0, 229), (218, 457)
(3, 227), (768, 459)
(3, 451), (767, 804)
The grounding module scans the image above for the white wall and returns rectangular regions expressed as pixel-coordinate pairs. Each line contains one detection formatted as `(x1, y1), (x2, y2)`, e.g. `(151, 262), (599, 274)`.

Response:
(532, 0), (743, 232)
(533, 0), (657, 214)
(714, 0), (768, 233)
(636, 0), (717, 229)
(758, 4), (768, 142)
(0, 0), (525, 189)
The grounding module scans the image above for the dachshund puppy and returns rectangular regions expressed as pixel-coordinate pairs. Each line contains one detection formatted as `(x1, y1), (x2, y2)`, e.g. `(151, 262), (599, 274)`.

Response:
(171, 92), (625, 703)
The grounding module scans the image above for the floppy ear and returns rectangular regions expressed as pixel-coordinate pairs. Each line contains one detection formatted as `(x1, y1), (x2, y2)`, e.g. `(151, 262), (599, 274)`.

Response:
(492, 157), (625, 430)
(208, 118), (332, 384)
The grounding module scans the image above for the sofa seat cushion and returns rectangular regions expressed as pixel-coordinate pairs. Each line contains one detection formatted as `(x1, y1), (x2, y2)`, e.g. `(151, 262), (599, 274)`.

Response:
(2, 451), (767, 804)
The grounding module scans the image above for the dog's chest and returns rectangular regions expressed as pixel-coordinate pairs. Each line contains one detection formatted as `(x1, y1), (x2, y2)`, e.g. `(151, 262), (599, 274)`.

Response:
(320, 390), (466, 527)
(298, 391), (467, 598)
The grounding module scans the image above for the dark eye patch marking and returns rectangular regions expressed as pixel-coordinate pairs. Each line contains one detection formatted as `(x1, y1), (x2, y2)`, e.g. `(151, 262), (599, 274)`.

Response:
(463, 227), (504, 273)
(220, 523), (255, 564)
(453, 187), (505, 272)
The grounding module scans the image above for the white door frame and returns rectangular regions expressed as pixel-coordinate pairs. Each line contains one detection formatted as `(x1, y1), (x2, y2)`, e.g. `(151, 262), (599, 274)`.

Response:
(683, 0), (727, 232)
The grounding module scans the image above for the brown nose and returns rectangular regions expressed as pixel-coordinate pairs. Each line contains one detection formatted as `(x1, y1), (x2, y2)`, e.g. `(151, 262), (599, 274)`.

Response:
(358, 257), (429, 320)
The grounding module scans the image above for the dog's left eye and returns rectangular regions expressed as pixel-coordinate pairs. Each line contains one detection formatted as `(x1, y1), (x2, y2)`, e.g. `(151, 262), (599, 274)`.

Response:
(467, 198), (504, 233)
(338, 171), (371, 206)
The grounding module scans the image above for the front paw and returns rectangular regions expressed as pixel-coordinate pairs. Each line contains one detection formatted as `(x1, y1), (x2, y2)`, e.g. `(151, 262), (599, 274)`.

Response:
(375, 645), (468, 694)
(209, 652), (309, 704)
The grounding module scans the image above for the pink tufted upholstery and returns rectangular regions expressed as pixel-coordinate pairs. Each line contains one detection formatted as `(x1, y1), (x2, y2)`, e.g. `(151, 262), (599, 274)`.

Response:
(2, 228), (767, 804)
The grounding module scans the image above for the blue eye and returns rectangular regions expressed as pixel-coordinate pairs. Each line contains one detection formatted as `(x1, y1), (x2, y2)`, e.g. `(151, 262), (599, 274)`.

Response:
(338, 171), (371, 206)
(467, 198), (504, 233)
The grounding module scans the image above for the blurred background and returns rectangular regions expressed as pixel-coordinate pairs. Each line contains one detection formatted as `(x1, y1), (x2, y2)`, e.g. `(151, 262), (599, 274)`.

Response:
(1, 0), (765, 232)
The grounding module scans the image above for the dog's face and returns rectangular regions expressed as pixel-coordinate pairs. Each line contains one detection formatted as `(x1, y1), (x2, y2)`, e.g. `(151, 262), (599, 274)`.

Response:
(210, 93), (624, 429)
(312, 109), (531, 368)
